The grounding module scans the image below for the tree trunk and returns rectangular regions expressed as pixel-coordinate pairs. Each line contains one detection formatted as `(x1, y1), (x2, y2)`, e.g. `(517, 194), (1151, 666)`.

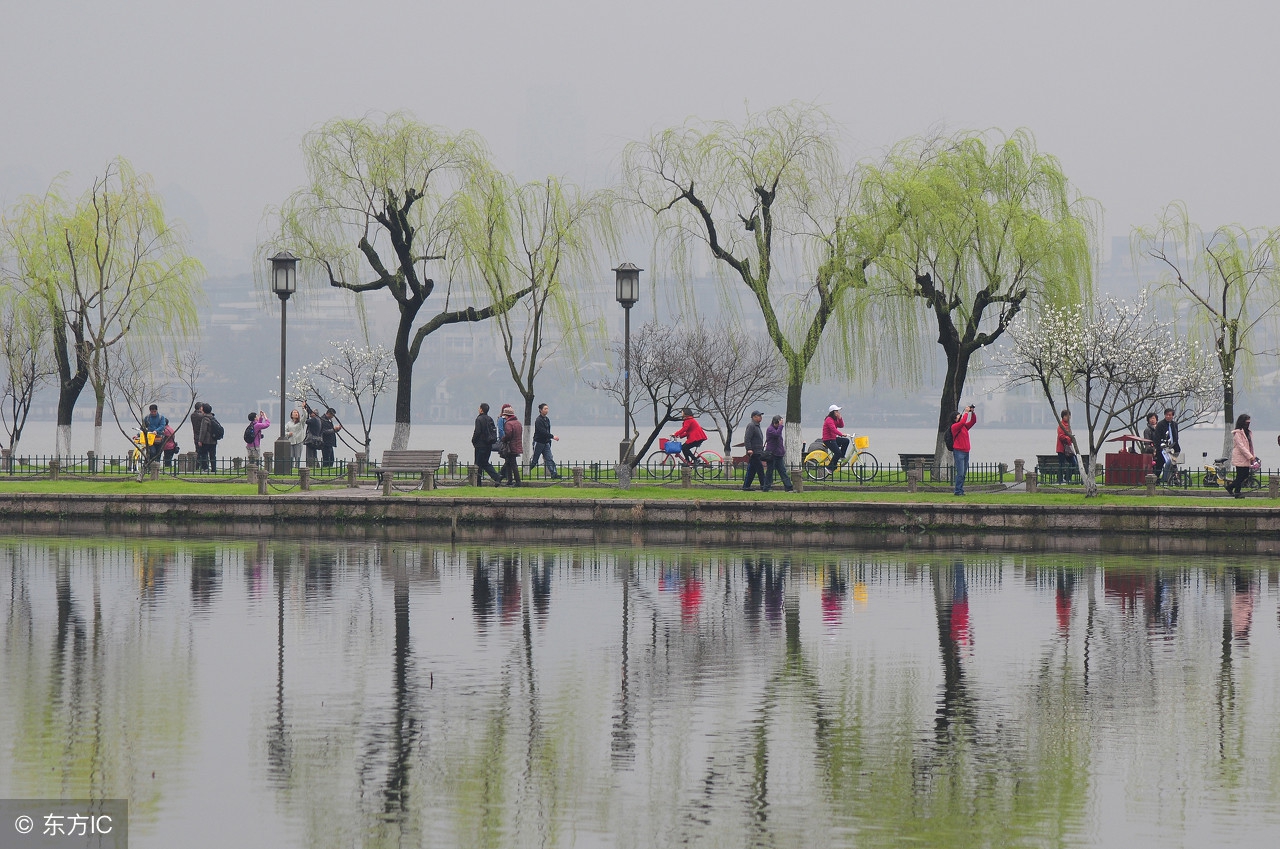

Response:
(93, 385), (106, 458)
(933, 341), (971, 477)
(784, 380), (803, 467)
(1221, 368), (1234, 461)
(390, 317), (416, 450)
(522, 394), (534, 459)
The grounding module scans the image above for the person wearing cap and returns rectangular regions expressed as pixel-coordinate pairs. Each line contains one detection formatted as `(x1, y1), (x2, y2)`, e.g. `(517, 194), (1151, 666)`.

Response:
(671, 408), (708, 466)
(498, 403), (524, 486)
(742, 410), (766, 491)
(822, 405), (849, 472)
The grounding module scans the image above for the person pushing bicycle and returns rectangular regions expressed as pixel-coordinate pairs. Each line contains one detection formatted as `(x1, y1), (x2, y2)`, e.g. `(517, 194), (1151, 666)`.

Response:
(670, 408), (708, 466)
(822, 405), (850, 472)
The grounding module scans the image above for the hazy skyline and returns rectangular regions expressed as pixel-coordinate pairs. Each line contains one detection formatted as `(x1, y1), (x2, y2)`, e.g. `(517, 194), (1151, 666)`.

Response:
(3, 1), (1275, 277)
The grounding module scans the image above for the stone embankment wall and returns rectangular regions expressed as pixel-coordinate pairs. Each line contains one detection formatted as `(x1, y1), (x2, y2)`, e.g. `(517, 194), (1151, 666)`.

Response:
(2, 494), (1280, 554)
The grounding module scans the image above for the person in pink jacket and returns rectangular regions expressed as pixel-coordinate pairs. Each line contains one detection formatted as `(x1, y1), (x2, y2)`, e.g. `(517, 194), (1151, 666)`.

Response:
(1225, 413), (1257, 498)
(950, 405), (976, 495)
(821, 405), (849, 472)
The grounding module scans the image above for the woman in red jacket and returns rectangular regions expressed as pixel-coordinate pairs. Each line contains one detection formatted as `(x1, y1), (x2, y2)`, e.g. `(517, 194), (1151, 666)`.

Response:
(821, 405), (850, 472)
(950, 405), (977, 495)
(671, 408), (708, 466)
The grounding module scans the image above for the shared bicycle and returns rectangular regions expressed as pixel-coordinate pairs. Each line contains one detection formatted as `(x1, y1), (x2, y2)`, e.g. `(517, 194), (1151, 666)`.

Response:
(645, 438), (726, 480)
(802, 434), (880, 482)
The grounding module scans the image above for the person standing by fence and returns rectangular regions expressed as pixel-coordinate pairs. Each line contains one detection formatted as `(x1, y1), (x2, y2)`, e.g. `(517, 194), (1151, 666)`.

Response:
(951, 405), (976, 496)
(763, 414), (794, 492)
(1055, 410), (1078, 483)
(498, 404), (523, 486)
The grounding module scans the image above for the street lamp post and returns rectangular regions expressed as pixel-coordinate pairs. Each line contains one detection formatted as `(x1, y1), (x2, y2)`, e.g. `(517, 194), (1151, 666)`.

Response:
(270, 251), (298, 475)
(614, 263), (641, 486)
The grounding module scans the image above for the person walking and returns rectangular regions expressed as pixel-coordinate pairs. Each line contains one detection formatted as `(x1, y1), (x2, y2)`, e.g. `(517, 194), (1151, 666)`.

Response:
(284, 409), (306, 468)
(951, 405), (977, 496)
(498, 404), (524, 486)
(1224, 413), (1257, 498)
(471, 403), (502, 486)
(245, 410), (271, 468)
(1055, 410), (1078, 484)
(529, 403), (561, 479)
(742, 411), (766, 491)
(197, 404), (223, 472)
(763, 415), (795, 492)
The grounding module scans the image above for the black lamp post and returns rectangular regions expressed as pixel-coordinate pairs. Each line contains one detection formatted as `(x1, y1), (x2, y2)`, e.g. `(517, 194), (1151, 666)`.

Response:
(614, 262), (641, 469)
(270, 250), (298, 474)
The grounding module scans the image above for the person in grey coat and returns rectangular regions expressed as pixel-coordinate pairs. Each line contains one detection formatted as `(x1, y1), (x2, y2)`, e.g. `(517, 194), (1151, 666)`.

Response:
(763, 415), (794, 492)
(742, 410), (766, 491)
(470, 402), (501, 485)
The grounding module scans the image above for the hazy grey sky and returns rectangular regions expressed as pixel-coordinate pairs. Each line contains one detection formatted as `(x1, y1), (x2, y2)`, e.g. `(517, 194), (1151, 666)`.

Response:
(3, 0), (1275, 275)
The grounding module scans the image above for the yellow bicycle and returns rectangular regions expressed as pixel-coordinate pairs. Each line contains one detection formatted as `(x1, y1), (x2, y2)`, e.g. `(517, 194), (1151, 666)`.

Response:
(802, 434), (879, 482)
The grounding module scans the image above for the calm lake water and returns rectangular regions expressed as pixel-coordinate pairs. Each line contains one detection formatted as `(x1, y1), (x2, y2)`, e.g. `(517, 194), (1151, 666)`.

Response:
(3, 534), (1280, 848)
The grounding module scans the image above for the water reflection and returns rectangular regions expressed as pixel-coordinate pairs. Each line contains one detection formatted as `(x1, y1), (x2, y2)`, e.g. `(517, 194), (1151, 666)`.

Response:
(3, 536), (1280, 848)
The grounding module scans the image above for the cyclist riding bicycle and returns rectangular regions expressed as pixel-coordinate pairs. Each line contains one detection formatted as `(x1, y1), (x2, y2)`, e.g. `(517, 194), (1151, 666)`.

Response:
(822, 405), (850, 472)
(670, 408), (708, 466)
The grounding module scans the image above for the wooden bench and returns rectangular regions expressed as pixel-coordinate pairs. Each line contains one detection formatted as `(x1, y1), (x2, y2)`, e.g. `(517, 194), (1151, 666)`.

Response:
(1035, 453), (1080, 484)
(376, 449), (445, 488)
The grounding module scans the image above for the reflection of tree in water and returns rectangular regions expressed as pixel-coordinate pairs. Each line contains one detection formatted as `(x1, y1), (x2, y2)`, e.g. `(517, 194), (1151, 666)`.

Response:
(1, 539), (195, 817)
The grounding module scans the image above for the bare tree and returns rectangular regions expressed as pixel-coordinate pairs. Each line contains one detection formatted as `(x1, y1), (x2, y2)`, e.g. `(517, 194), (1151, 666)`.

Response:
(0, 293), (55, 456)
(683, 322), (787, 455)
(104, 344), (201, 451)
(589, 321), (691, 467)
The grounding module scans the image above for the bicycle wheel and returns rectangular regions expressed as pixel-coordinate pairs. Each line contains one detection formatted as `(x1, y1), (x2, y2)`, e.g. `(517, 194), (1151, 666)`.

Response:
(645, 452), (675, 479)
(849, 450), (879, 483)
(693, 451), (724, 481)
(802, 457), (830, 481)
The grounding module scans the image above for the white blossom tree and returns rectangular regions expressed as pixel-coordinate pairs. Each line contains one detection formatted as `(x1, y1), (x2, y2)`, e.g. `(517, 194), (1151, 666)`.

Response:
(997, 294), (1220, 496)
(289, 340), (395, 457)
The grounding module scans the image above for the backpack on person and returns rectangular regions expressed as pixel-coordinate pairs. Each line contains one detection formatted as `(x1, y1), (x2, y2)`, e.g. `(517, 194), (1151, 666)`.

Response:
(209, 418), (224, 441)
(944, 425), (955, 451)
(244, 423), (256, 445)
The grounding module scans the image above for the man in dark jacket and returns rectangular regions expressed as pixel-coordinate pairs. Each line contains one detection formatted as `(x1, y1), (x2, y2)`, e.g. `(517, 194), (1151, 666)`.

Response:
(742, 410), (766, 491)
(321, 408), (342, 468)
(197, 404), (222, 472)
(471, 403), (501, 485)
(1154, 408), (1180, 480)
(529, 403), (561, 479)
(304, 406), (322, 468)
(190, 403), (206, 471)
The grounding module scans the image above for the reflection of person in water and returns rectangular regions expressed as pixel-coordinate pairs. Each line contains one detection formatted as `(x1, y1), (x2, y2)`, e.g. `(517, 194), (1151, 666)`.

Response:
(472, 553), (495, 630)
(821, 568), (847, 629)
(679, 572), (703, 624)
(948, 562), (971, 654)
(1231, 569), (1255, 643)
(500, 556), (521, 625)
(1054, 570), (1076, 635)
(744, 558), (764, 626)
(532, 557), (552, 623)
(764, 560), (786, 625)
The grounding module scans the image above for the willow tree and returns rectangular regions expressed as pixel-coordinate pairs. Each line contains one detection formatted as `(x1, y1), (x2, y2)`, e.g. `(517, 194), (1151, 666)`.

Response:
(862, 130), (1095, 460)
(1, 159), (204, 456)
(268, 113), (531, 449)
(1133, 203), (1280, 458)
(458, 171), (612, 450)
(623, 104), (904, 462)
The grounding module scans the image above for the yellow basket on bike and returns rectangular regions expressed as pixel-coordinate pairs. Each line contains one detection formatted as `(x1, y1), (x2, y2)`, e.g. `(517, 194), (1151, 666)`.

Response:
(854, 435), (870, 450)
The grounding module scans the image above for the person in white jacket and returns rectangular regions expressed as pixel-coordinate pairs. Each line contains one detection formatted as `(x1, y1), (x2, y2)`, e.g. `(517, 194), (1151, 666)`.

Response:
(1225, 413), (1257, 498)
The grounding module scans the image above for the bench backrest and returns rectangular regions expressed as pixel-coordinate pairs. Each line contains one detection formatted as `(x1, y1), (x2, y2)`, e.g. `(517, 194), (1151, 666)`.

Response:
(380, 449), (444, 470)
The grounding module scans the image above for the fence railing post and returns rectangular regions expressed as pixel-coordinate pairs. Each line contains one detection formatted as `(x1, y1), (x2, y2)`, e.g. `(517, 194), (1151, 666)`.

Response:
(49, 459), (60, 481)
(347, 463), (358, 488)
(572, 467), (584, 487)
(1025, 473), (1038, 494)
(1270, 475), (1278, 499)
(299, 468), (311, 491)
(257, 470), (269, 495)
(448, 453), (458, 475)
(1014, 459), (1025, 483)
(382, 472), (393, 496)
(1145, 473), (1156, 497)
